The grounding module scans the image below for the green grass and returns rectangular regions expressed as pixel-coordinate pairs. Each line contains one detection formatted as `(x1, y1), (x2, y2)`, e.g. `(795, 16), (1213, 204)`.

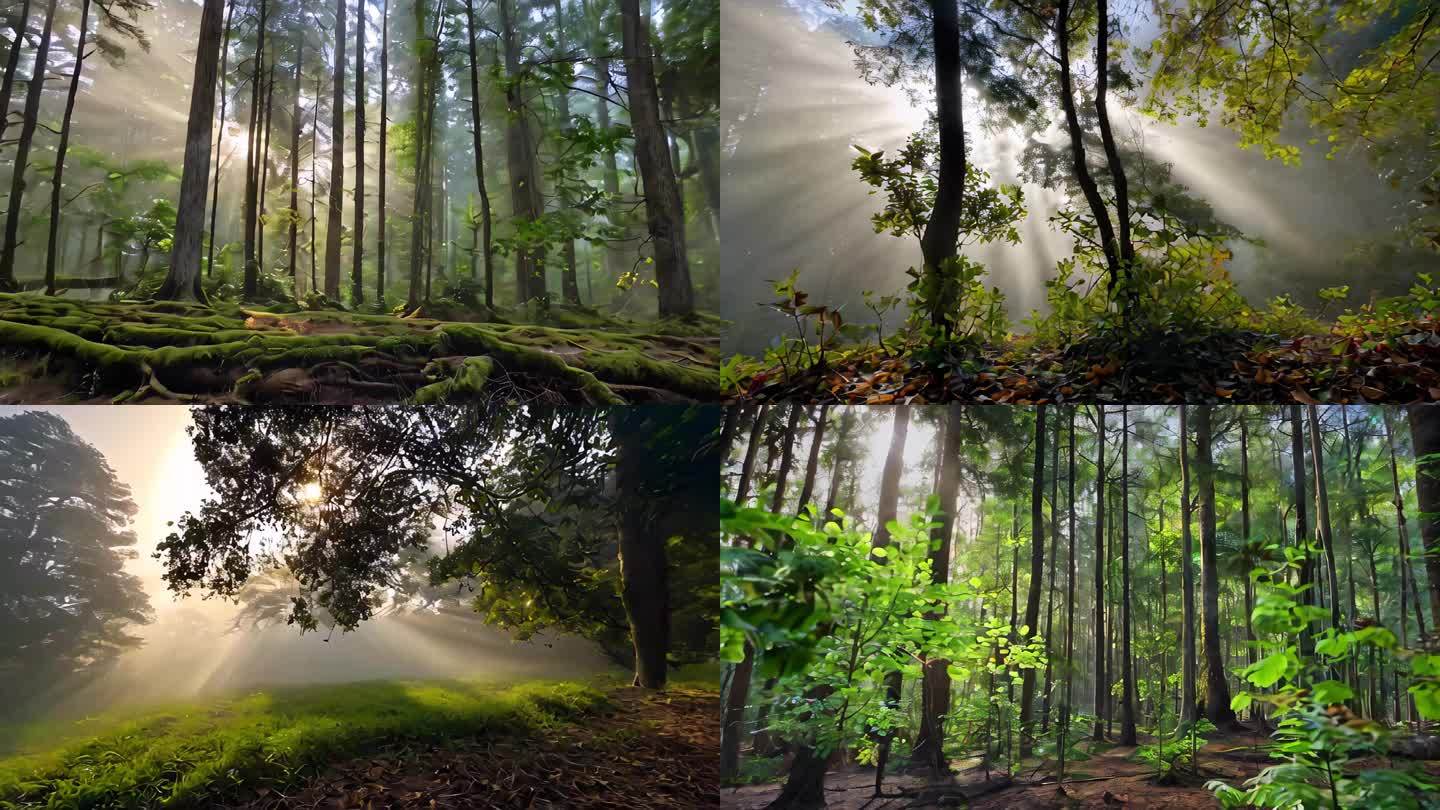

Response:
(0, 679), (608, 809)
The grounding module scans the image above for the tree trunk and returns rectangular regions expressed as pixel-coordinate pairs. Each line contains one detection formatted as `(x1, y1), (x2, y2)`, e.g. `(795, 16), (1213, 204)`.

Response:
(619, 0), (694, 317)
(350, 0), (365, 305)
(913, 404), (963, 775)
(735, 403), (769, 503)
(206, 0), (236, 278)
(1194, 405), (1235, 726)
(1408, 405), (1440, 624)
(612, 410), (670, 689)
(550, 0), (581, 305)
(1061, 406), (1076, 783)
(376, 0), (389, 307)
(764, 744), (828, 810)
(917, 0), (965, 334)
(0, 0), (34, 154)
(324, 0), (347, 299)
(256, 60), (276, 290)
(794, 405), (828, 514)
(0, 0), (58, 290)
(1020, 405), (1049, 756)
(594, 54), (625, 288)
(1092, 0), (1134, 297)
(44, 0), (93, 295)
(1119, 406), (1137, 745)
(1041, 409), (1059, 734)
(1180, 405), (1198, 725)
(871, 406), (909, 786)
(498, 0), (545, 304)
(463, 0), (494, 309)
(243, 0), (268, 297)
(1092, 405), (1107, 739)
(1308, 407), (1343, 635)
(159, 0), (225, 301)
(1291, 405), (1314, 660)
(769, 404), (802, 513)
(1053, 0), (1120, 286)
(288, 34), (303, 292)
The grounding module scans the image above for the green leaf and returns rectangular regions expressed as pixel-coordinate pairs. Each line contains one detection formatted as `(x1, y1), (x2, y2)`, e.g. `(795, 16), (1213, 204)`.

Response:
(1246, 652), (1289, 688)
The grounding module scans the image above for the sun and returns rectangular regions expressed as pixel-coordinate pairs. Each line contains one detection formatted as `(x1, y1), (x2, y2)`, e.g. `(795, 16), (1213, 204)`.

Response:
(299, 481), (323, 503)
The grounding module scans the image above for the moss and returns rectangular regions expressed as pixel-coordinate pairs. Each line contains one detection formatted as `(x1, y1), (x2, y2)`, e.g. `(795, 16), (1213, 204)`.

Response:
(0, 320), (143, 375)
(412, 356), (495, 403)
(575, 349), (719, 399)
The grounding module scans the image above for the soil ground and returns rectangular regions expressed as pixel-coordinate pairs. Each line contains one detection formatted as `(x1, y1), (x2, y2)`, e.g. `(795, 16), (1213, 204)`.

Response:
(227, 687), (719, 809)
(723, 728), (1440, 809)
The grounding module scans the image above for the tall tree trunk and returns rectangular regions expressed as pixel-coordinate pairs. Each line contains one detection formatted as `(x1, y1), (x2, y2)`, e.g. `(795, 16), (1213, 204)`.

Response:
(498, 0), (544, 304)
(823, 409), (855, 515)
(1180, 405), (1197, 725)
(1041, 407), (1059, 734)
(593, 53), (625, 288)
(1308, 407), (1343, 635)
(769, 404), (801, 513)
(1060, 406), (1076, 784)
(243, 0), (268, 297)
(376, 0), (389, 307)
(1240, 413), (1259, 718)
(0, 0), (34, 155)
(1092, 405), (1107, 739)
(551, 0), (581, 304)
(734, 403), (769, 504)
(1020, 405), (1049, 757)
(1053, 0), (1120, 286)
(463, 0), (494, 309)
(288, 34), (303, 292)
(206, 0), (236, 278)
(324, 0), (347, 298)
(611, 409), (670, 689)
(1093, 0), (1133, 298)
(43, 0), (93, 295)
(0, 0), (58, 290)
(913, 404), (963, 776)
(1119, 406), (1137, 745)
(1291, 405), (1314, 660)
(159, 0), (225, 301)
(1408, 405), (1440, 624)
(794, 405), (827, 514)
(871, 406), (910, 789)
(917, 0), (965, 334)
(256, 60), (276, 287)
(351, 0), (365, 304)
(1194, 405), (1236, 726)
(619, 0), (694, 317)
(1386, 409), (1429, 638)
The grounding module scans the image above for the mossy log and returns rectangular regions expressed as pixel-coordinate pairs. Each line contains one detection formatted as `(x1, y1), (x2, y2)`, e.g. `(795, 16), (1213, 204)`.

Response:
(0, 294), (721, 404)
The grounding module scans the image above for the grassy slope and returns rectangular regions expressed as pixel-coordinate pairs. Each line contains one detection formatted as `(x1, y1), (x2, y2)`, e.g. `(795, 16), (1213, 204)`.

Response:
(0, 680), (608, 809)
(0, 294), (724, 403)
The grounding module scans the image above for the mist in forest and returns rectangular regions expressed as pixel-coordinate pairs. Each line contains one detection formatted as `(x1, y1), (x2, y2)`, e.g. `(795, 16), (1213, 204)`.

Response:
(0, 406), (615, 732)
(721, 0), (1425, 354)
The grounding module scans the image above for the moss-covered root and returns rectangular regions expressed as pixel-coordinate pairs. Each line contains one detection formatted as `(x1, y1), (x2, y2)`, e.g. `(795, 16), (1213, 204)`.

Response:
(413, 356), (495, 403)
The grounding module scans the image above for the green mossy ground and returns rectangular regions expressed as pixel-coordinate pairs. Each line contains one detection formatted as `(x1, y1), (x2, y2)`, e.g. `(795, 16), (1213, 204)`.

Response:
(0, 680), (606, 808)
(0, 294), (722, 403)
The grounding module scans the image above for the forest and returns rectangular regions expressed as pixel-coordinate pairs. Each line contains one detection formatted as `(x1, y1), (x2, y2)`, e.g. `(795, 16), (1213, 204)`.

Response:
(721, 0), (1440, 404)
(721, 403), (1440, 808)
(0, 0), (720, 404)
(0, 404), (719, 808)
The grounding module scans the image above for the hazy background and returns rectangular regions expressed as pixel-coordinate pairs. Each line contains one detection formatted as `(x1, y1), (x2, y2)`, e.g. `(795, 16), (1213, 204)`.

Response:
(721, 0), (1423, 354)
(2, 406), (615, 732)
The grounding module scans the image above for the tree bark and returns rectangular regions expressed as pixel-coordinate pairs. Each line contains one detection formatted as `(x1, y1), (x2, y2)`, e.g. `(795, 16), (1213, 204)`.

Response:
(44, 0), (93, 295)
(1053, 0), (1120, 285)
(1020, 405), (1048, 756)
(288, 34), (303, 292)
(735, 403), (769, 503)
(871, 406), (909, 786)
(0, 0), (33, 154)
(1178, 407), (1197, 724)
(1308, 407), (1343, 633)
(1194, 405), (1235, 726)
(917, 0), (965, 333)
(351, 0), (366, 305)
(913, 404), (963, 775)
(376, 0), (389, 307)
(463, 0), (494, 309)
(324, 0), (347, 299)
(158, 0), (225, 302)
(794, 405), (828, 514)
(206, 0), (236, 278)
(1119, 406), (1137, 745)
(612, 410), (670, 689)
(1093, 0), (1133, 296)
(619, 0), (694, 317)
(0, 0), (58, 290)
(1291, 405), (1314, 660)
(242, 0), (268, 297)
(769, 404), (802, 513)
(1092, 405), (1107, 740)
(1407, 405), (1440, 624)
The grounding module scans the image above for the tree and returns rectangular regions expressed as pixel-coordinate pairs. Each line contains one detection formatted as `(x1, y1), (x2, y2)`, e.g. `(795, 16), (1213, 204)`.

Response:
(1019, 404), (1048, 756)
(324, 0), (347, 298)
(912, 404), (963, 774)
(1092, 405), (1107, 739)
(0, 0), (59, 291)
(158, 0), (227, 301)
(352, 0), (366, 305)
(0, 411), (153, 707)
(44, 0), (96, 294)
(1118, 406), (1136, 745)
(155, 405), (714, 690)
(464, 0), (495, 309)
(619, 0), (694, 317)
(1193, 405), (1235, 726)
(1410, 405), (1440, 621)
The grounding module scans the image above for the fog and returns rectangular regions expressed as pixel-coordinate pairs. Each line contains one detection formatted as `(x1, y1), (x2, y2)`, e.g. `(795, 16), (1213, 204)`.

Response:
(4, 406), (617, 730)
(721, 0), (1423, 354)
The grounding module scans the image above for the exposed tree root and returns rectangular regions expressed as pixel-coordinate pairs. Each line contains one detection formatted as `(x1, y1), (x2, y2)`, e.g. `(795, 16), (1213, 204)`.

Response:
(0, 294), (721, 403)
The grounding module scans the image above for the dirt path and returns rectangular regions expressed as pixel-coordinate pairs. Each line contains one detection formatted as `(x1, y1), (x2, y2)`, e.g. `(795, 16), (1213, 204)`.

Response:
(723, 732), (1281, 810)
(227, 687), (718, 809)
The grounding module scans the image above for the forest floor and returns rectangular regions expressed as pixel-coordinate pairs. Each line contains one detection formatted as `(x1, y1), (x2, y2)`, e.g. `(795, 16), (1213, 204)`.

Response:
(730, 316), (1440, 404)
(0, 678), (718, 809)
(0, 293), (723, 403)
(723, 727), (1440, 809)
